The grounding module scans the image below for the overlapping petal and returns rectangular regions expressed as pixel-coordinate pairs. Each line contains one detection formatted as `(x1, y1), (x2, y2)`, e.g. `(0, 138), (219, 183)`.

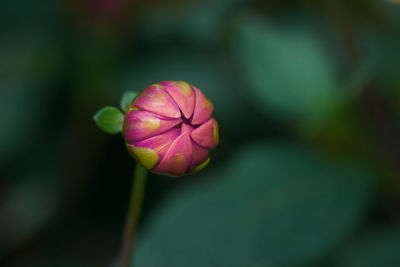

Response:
(190, 118), (219, 149)
(133, 128), (181, 160)
(124, 110), (181, 143)
(191, 86), (213, 125)
(131, 84), (181, 118)
(181, 123), (194, 134)
(160, 81), (195, 119)
(153, 133), (192, 176)
(188, 141), (209, 173)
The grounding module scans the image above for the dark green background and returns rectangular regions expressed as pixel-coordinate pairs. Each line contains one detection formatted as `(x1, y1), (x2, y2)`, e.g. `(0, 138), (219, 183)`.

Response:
(2, 0), (400, 266)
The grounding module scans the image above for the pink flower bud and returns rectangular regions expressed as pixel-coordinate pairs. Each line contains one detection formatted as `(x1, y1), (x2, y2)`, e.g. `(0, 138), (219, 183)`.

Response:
(124, 81), (219, 176)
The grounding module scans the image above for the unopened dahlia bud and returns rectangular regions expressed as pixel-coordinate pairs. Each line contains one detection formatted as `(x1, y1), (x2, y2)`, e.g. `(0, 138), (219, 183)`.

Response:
(123, 81), (219, 176)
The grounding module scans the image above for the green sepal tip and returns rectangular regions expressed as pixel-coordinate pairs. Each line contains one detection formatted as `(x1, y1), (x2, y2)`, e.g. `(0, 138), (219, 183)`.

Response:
(93, 106), (124, 134)
(120, 91), (139, 112)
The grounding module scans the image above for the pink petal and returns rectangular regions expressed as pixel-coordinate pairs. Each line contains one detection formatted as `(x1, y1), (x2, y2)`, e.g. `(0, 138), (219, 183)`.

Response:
(190, 86), (214, 125)
(133, 128), (181, 162)
(131, 84), (181, 118)
(159, 81), (195, 119)
(153, 133), (192, 176)
(181, 123), (194, 134)
(124, 110), (181, 143)
(190, 118), (219, 149)
(187, 141), (209, 173)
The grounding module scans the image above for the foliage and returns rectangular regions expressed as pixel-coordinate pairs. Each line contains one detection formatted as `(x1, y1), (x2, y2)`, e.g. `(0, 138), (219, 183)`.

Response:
(93, 107), (125, 134)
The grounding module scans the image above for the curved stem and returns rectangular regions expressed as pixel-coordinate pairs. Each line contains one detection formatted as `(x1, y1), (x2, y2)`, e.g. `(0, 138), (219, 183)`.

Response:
(120, 164), (147, 267)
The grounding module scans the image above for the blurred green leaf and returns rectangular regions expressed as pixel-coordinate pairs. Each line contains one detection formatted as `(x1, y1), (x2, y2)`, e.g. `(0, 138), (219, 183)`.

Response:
(378, 0), (400, 24)
(361, 25), (400, 92)
(335, 226), (400, 267)
(0, 173), (59, 252)
(93, 107), (124, 134)
(0, 89), (45, 157)
(359, 23), (400, 120)
(0, 31), (62, 157)
(234, 16), (340, 126)
(138, 0), (248, 44)
(120, 91), (138, 112)
(133, 142), (373, 267)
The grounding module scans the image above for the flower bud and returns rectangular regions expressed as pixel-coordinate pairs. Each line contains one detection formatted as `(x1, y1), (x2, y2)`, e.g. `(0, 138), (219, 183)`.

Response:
(124, 81), (219, 176)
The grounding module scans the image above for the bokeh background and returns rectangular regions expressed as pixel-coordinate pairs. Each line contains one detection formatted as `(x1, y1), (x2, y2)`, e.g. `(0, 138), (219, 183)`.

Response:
(2, 0), (400, 266)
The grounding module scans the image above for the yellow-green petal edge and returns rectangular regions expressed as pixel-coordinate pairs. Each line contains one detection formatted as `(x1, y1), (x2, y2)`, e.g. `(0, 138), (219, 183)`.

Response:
(128, 145), (159, 170)
(191, 158), (211, 173)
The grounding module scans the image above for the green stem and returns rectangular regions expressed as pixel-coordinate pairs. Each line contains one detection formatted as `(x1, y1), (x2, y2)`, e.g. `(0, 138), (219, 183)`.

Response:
(120, 164), (147, 267)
